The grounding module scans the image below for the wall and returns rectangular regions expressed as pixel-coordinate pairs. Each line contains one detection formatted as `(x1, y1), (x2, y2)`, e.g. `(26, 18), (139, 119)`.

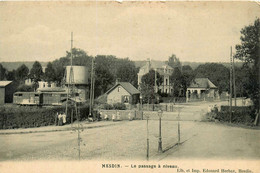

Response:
(5, 83), (14, 103)
(107, 86), (130, 104)
(0, 88), (5, 105)
(99, 110), (142, 120)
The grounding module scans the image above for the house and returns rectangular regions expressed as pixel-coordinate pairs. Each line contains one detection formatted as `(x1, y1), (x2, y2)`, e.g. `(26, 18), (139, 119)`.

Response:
(187, 78), (218, 99)
(106, 82), (140, 105)
(37, 81), (57, 90)
(138, 59), (173, 94)
(25, 78), (34, 86)
(0, 81), (14, 104)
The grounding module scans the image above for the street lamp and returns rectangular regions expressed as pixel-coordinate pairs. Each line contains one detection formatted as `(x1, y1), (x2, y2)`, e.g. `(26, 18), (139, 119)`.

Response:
(140, 95), (143, 120)
(145, 113), (150, 161)
(158, 109), (163, 153)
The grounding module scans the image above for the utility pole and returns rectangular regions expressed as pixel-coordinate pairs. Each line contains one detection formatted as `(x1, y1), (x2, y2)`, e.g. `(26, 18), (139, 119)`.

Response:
(154, 69), (157, 93)
(89, 57), (94, 118)
(66, 32), (74, 117)
(232, 54), (237, 106)
(229, 46), (233, 123)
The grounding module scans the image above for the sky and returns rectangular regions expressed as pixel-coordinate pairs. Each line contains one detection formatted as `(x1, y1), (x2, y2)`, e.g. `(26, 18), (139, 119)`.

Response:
(0, 1), (259, 63)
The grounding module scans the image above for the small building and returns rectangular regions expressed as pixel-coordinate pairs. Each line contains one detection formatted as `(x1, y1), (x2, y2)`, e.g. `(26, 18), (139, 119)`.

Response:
(106, 82), (140, 105)
(187, 78), (218, 99)
(38, 81), (57, 89)
(0, 81), (14, 105)
(25, 78), (34, 86)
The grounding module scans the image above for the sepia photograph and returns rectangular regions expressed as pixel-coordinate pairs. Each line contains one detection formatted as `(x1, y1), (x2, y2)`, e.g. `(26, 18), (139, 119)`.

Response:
(0, 1), (259, 172)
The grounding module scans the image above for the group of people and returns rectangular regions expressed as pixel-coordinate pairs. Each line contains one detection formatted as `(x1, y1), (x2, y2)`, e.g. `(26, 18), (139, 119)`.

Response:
(57, 112), (66, 126)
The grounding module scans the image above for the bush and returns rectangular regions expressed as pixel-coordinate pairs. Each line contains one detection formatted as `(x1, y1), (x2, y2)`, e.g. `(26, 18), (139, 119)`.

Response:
(113, 103), (126, 110)
(15, 84), (35, 92)
(0, 104), (89, 129)
(100, 103), (114, 110)
(213, 106), (255, 125)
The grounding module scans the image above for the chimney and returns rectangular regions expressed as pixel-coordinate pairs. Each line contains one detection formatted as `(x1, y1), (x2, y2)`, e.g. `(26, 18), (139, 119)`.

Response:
(116, 78), (120, 84)
(146, 58), (151, 70)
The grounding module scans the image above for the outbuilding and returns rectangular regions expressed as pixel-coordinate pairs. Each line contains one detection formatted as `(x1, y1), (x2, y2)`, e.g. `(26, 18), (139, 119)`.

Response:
(0, 81), (14, 105)
(187, 78), (218, 100)
(106, 82), (140, 105)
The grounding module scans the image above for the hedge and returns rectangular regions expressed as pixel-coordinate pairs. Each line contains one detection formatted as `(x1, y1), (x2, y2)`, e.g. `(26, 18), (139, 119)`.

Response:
(0, 105), (89, 129)
(212, 106), (255, 125)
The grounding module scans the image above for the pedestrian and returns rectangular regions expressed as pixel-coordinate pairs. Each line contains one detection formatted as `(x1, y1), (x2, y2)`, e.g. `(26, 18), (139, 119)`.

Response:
(58, 112), (63, 126)
(55, 112), (59, 126)
(62, 112), (67, 125)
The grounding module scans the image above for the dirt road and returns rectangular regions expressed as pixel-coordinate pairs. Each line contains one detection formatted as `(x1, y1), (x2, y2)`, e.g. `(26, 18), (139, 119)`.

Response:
(0, 100), (259, 161)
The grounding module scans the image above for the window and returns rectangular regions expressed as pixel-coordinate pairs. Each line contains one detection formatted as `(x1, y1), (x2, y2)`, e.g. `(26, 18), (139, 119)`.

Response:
(166, 79), (168, 85)
(123, 96), (129, 103)
(35, 94), (39, 97)
(118, 86), (120, 92)
(43, 83), (45, 88)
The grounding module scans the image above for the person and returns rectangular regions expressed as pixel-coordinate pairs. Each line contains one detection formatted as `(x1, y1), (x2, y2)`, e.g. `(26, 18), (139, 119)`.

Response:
(58, 112), (63, 126)
(62, 112), (66, 125)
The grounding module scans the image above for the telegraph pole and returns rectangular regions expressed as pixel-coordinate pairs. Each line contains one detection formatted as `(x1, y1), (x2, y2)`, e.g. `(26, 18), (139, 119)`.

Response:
(89, 57), (94, 117)
(232, 54), (237, 106)
(66, 32), (74, 116)
(229, 46), (233, 123)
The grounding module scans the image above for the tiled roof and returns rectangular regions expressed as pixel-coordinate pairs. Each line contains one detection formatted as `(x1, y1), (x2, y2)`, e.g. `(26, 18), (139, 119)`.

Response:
(140, 60), (173, 70)
(189, 78), (217, 89)
(106, 82), (140, 95)
(0, 81), (12, 87)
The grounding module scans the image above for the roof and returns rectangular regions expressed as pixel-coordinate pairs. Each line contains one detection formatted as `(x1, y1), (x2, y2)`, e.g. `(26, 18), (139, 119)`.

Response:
(0, 81), (12, 87)
(37, 87), (66, 92)
(188, 78), (217, 89)
(106, 82), (140, 95)
(140, 60), (173, 70)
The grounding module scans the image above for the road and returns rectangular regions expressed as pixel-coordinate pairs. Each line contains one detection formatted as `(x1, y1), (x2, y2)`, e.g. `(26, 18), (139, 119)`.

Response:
(0, 100), (259, 161)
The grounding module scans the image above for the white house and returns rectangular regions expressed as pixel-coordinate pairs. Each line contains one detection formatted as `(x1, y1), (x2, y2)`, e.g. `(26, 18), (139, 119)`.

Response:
(138, 59), (173, 94)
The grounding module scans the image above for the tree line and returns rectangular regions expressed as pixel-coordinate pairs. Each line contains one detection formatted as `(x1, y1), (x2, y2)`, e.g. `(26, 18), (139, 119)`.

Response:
(0, 18), (258, 113)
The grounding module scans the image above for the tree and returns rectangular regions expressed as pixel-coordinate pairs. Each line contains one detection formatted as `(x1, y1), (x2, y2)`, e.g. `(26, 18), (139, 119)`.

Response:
(44, 62), (56, 83)
(94, 62), (114, 97)
(116, 59), (138, 87)
(235, 18), (260, 111)
(235, 65), (251, 98)
(140, 70), (163, 103)
(51, 48), (92, 85)
(15, 64), (29, 82)
(194, 63), (229, 94)
(168, 54), (181, 70)
(0, 63), (7, 80)
(182, 65), (195, 93)
(6, 70), (16, 80)
(170, 67), (183, 97)
(30, 61), (43, 83)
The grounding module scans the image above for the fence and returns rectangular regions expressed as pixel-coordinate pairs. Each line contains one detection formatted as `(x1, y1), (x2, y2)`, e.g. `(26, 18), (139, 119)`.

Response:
(99, 110), (143, 120)
(136, 103), (178, 112)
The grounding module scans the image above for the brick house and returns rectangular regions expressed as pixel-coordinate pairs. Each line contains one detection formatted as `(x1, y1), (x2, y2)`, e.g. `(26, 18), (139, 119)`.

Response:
(106, 82), (140, 105)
